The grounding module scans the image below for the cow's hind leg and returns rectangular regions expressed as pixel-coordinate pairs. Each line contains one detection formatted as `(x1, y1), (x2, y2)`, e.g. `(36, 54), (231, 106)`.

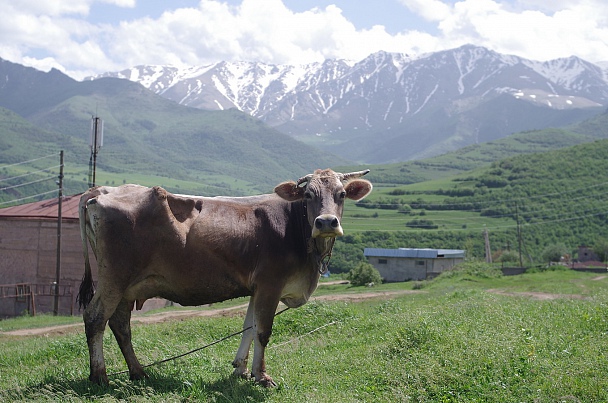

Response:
(232, 299), (255, 379)
(109, 298), (147, 381)
(83, 292), (121, 384)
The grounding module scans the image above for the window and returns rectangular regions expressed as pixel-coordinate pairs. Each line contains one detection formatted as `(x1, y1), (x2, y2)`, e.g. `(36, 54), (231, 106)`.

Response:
(378, 259), (387, 264)
(16, 284), (29, 302)
(416, 260), (425, 266)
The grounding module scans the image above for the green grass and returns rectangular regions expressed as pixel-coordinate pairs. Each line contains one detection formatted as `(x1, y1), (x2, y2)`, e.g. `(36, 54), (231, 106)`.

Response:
(0, 314), (82, 332)
(2, 268), (608, 401)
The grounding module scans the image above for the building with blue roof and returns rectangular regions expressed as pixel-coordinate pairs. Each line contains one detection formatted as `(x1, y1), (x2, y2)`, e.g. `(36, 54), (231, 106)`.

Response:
(364, 248), (466, 282)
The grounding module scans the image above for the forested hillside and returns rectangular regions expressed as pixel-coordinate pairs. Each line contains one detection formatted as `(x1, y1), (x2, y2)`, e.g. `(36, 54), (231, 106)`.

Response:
(347, 108), (608, 186)
(331, 139), (608, 273)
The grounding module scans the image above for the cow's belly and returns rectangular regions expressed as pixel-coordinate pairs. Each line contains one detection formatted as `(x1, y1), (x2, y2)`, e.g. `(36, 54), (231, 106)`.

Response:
(124, 273), (252, 307)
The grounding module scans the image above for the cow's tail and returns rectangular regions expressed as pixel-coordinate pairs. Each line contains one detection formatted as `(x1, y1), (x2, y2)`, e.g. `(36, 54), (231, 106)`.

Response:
(76, 196), (95, 310)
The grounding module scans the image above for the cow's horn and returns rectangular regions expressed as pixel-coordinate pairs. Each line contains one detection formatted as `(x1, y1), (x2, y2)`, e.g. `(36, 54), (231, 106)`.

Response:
(339, 169), (370, 181)
(297, 174), (314, 187)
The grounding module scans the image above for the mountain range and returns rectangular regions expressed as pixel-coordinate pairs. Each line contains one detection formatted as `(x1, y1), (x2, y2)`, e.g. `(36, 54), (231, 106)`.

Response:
(89, 44), (608, 163)
(0, 57), (345, 196)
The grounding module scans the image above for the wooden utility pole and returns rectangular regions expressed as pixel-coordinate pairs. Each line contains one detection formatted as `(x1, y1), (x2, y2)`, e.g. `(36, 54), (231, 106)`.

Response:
(515, 203), (523, 268)
(53, 150), (64, 316)
(484, 227), (492, 263)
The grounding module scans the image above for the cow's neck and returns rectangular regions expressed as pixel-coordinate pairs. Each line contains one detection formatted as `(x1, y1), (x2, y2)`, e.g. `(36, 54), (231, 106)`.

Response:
(308, 237), (335, 274)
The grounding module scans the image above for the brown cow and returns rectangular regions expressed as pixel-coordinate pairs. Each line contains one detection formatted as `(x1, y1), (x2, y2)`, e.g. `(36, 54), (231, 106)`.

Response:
(77, 168), (372, 387)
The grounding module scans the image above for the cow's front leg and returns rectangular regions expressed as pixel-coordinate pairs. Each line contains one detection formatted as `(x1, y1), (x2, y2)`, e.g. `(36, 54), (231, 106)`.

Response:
(251, 290), (281, 387)
(232, 298), (255, 379)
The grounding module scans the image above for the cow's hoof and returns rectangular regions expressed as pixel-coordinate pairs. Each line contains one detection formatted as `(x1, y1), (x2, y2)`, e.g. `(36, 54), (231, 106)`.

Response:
(232, 368), (251, 380)
(254, 373), (277, 388)
(129, 369), (149, 381)
(89, 372), (109, 385)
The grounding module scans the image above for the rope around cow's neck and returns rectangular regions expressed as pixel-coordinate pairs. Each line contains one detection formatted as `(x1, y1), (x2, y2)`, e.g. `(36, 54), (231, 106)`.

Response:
(301, 200), (336, 274)
(309, 237), (336, 274)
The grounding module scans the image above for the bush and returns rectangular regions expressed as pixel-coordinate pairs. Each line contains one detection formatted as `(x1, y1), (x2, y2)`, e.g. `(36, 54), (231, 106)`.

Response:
(348, 262), (383, 286)
(496, 250), (519, 263)
(541, 243), (568, 263)
(405, 219), (438, 229)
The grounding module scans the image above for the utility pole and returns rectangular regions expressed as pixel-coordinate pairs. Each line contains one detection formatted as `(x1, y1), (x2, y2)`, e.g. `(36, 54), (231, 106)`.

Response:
(483, 227), (492, 263)
(88, 116), (103, 188)
(53, 150), (64, 316)
(515, 202), (523, 268)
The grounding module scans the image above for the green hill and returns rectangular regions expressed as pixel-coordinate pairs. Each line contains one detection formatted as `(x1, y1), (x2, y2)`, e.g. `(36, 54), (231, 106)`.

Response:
(346, 109), (607, 186)
(332, 139), (608, 273)
(0, 60), (350, 203)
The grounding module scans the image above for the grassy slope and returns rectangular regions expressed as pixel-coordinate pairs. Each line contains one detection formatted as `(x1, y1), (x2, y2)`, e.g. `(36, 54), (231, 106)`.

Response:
(340, 108), (608, 186)
(330, 138), (608, 274)
(0, 75), (348, 201)
(1, 266), (607, 402)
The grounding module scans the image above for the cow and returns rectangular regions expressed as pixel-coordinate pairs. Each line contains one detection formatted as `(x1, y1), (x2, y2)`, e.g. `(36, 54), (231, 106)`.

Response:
(77, 168), (372, 387)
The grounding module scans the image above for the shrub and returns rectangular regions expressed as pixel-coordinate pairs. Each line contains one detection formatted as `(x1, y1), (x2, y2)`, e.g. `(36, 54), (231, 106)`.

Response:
(497, 250), (519, 263)
(541, 243), (568, 263)
(348, 262), (383, 286)
(405, 219), (438, 229)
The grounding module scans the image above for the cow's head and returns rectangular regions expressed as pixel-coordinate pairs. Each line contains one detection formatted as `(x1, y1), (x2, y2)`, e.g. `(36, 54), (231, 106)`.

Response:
(274, 168), (372, 238)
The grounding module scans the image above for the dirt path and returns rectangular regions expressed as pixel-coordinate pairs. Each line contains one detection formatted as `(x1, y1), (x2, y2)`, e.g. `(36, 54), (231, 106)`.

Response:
(0, 289), (417, 338)
(486, 289), (590, 300)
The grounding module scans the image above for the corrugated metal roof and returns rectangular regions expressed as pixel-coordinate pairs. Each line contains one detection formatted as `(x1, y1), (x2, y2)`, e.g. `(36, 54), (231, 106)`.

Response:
(364, 248), (466, 259)
(0, 194), (81, 221)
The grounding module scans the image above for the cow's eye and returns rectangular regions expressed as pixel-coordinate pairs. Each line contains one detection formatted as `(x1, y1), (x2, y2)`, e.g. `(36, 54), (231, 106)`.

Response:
(339, 191), (346, 199)
(304, 192), (313, 200)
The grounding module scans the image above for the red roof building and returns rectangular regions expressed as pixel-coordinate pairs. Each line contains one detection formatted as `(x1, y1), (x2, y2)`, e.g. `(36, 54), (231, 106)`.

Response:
(0, 194), (87, 317)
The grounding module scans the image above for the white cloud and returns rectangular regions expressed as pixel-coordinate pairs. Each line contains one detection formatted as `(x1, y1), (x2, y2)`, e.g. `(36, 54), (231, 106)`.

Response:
(400, 0), (608, 63)
(398, 0), (451, 21)
(0, 0), (607, 80)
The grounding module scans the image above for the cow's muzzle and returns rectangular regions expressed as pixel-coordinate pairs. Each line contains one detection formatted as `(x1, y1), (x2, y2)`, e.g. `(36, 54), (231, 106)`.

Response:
(312, 214), (343, 238)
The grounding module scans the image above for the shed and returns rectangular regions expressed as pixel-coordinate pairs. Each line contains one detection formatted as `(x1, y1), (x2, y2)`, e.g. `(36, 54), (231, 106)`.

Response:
(364, 247), (466, 282)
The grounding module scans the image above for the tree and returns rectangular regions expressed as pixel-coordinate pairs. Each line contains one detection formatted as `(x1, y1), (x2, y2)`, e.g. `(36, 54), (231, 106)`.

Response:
(541, 243), (568, 263)
(496, 250), (519, 263)
(593, 238), (608, 262)
(348, 262), (383, 286)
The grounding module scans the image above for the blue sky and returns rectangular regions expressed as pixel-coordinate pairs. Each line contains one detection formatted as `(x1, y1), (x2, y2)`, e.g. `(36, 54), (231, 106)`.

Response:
(1, 0), (606, 80)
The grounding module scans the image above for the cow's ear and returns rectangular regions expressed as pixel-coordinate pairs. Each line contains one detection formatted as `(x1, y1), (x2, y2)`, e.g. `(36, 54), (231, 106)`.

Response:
(344, 179), (372, 201)
(274, 181), (305, 201)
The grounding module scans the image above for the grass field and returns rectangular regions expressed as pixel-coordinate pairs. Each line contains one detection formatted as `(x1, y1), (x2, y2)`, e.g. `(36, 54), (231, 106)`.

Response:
(1, 265), (608, 402)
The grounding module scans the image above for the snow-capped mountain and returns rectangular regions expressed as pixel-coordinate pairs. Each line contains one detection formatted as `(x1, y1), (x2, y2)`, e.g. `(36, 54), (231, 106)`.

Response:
(89, 45), (608, 163)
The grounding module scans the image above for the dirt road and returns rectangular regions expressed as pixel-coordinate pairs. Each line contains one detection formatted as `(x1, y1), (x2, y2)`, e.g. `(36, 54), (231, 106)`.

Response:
(0, 289), (418, 337)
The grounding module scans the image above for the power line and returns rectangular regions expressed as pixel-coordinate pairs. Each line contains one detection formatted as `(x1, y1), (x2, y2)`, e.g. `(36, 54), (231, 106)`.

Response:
(0, 165), (62, 183)
(0, 176), (54, 191)
(0, 153), (59, 169)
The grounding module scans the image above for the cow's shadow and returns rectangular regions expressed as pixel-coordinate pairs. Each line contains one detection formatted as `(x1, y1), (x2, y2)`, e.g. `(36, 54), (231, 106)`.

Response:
(2, 373), (269, 401)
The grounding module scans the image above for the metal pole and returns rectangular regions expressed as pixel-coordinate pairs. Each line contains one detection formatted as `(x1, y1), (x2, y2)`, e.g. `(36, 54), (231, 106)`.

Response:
(53, 150), (64, 316)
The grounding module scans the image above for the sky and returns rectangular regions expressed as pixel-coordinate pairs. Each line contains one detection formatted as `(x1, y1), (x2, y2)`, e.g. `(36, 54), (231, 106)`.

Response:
(1, 0), (607, 80)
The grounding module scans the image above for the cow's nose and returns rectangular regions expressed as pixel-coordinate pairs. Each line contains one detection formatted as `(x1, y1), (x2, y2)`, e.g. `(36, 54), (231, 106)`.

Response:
(312, 214), (343, 237)
(315, 217), (338, 229)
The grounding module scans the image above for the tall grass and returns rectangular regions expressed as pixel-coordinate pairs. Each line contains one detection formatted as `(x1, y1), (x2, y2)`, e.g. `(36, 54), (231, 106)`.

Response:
(1, 269), (607, 401)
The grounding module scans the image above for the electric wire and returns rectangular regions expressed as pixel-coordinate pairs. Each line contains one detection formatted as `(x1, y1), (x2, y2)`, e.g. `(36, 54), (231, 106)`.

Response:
(0, 176), (54, 191)
(0, 153), (59, 169)
(0, 165), (62, 183)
